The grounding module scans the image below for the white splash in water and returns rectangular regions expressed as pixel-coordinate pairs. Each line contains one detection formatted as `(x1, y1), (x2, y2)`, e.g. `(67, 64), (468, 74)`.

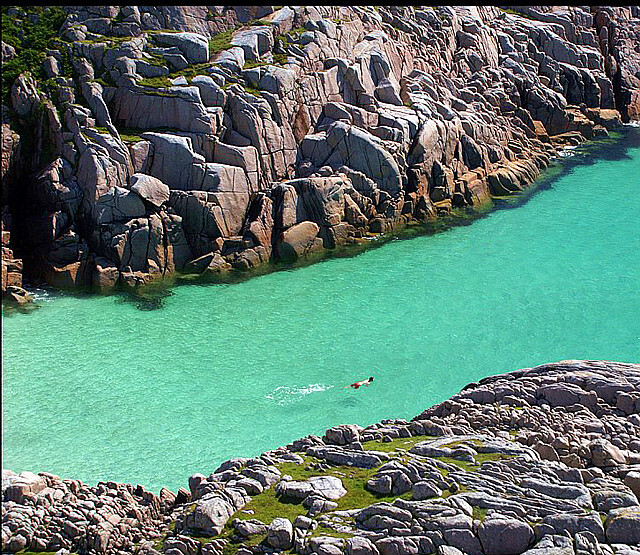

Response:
(29, 287), (53, 302)
(266, 383), (334, 405)
(558, 145), (578, 158)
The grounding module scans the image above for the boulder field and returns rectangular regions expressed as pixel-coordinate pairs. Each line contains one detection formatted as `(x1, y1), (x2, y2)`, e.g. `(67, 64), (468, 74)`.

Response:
(2, 6), (640, 303)
(3, 360), (640, 554)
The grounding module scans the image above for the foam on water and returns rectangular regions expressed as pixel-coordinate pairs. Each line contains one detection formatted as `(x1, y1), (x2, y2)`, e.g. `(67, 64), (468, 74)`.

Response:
(3, 129), (639, 493)
(265, 384), (334, 406)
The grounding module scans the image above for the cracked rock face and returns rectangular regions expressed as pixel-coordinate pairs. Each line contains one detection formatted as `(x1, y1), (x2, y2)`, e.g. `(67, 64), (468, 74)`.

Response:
(3, 360), (640, 555)
(2, 6), (639, 300)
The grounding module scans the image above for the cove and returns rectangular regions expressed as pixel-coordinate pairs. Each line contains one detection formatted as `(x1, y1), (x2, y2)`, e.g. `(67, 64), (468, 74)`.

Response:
(2, 128), (639, 493)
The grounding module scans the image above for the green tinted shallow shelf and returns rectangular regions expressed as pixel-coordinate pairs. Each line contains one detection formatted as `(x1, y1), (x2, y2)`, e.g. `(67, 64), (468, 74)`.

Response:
(3, 129), (639, 493)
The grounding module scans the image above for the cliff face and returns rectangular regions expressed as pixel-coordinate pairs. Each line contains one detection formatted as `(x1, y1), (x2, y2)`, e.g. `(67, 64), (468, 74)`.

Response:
(3, 360), (640, 554)
(1, 6), (639, 301)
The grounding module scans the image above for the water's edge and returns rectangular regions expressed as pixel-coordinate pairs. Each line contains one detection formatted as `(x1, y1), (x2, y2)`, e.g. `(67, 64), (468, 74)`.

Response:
(4, 127), (634, 315)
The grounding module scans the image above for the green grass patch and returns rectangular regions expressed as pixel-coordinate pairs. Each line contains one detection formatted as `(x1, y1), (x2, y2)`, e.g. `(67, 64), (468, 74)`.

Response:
(442, 438), (484, 449)
(310, 525), (353, 540)
(272, 52), (288, 65)
(276, 26), (307, 47)
(472, 506), (489, 521)
(93, 77), (110, 87)
(144, 53), (168, 67)
(146, 28), (181, 34)
(244, 59), (269, 70)
(209, 29), (235, 55)
(138, 75), (173, 89)
(242, 84), (263, 97)
(172, 62), (214, 80)
(362, 435), (434, 453)
(1, 6), (68, 103)
(119, 132), (144, 143)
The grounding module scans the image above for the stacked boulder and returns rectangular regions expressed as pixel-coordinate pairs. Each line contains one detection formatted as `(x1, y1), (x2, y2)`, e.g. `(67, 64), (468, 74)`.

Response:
(1, 6), (639, 297)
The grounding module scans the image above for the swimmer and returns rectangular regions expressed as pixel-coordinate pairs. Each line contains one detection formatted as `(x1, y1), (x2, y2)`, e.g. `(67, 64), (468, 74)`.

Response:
(345, 376), (374, 389)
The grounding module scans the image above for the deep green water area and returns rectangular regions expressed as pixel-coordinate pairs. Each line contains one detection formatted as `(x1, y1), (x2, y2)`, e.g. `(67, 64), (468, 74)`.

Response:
(3, 128), (639, 493)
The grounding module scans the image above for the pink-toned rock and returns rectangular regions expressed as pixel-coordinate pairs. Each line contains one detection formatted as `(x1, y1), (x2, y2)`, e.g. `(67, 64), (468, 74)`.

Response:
(277, 221), (323, 262)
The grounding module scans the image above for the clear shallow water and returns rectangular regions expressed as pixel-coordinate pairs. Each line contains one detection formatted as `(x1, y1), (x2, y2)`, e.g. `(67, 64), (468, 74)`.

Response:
(3, 129), (640, 493)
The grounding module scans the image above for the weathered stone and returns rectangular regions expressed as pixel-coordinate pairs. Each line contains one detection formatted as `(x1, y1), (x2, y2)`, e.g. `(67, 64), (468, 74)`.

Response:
(605, 506), (640, 545)
(130, 174), (170, 209)
(267, 517), (293, 551)
(478, 515), (534, 555)
(277, 221), (322, 262)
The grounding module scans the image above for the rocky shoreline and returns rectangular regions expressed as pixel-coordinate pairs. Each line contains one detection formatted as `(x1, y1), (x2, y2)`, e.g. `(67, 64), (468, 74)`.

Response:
(2, 6), (639, 305)
(3, 360), (640, 554)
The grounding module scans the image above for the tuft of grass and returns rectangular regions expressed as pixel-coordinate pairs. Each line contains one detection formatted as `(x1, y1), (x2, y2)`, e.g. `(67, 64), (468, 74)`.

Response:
(244, 59), (268, 69)
(276, 26), (307, 47)
(172, 62), (213, 80)
(242, 84), (263, 97)
(362, 435), (435, 453)
(310, 525), (353, 540)
(119, 132), (144, 143)
(138, 75), (173, 89)
(209, 29), (235, 55)
(272, 52), (288, 65)
(472, 506), (489, 521)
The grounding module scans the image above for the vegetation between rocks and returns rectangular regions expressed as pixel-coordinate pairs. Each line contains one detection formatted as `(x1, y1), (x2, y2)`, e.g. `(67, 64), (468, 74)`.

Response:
(1, 6), (68, 103)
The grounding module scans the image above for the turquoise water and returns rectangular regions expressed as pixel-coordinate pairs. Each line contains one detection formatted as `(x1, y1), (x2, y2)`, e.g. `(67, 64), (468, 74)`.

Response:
(3, 129), (640, 493)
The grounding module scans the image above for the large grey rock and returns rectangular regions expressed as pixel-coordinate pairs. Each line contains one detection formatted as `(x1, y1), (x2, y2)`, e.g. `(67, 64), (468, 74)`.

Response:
(307, 476), (347, 500)
(231, 27), (273, 60)
(191, 75), (226, 108)
(324, 424), (363, 445)
(521, 534), (573, 555)
(307, 445), (390, 469)
(478, 514), (534, 555)
(130, 173), (170, 208)
(113, 88), (218, 134)
(605, 507), (640, 545)
(153, 32), (209, 63)
(520, 477), (592, 508)
(623, 471), (640, 500)
(302, 122), (402, 195)
(277, 221), (323, 262)
(94, 186), (147, 224)
(2, 471), (47, 503)
(233, 518), (268, 537)
(412, 480), (442, 500)
(346, 536), (380, 555)
(542, 513), (605, 542)
(267, 517), (293, 551)
(186, 489), (249, 535)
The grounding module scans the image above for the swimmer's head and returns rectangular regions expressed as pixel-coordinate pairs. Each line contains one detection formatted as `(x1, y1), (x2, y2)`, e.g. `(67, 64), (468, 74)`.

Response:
(369, 376), (374, 381)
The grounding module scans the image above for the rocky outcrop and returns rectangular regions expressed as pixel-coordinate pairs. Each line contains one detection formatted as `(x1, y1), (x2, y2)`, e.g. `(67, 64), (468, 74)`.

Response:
(1, 6), (638, 298)
(3, 360), (640, 555)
